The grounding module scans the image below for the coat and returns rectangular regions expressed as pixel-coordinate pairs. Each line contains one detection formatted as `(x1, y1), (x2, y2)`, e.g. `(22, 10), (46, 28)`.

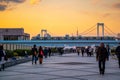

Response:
(96, 47), (108, 61)
(0, 50), (7, 64)
(31, 48), (38, 56)
(0, 50), (4, 61)
(116, 46), (120, 58)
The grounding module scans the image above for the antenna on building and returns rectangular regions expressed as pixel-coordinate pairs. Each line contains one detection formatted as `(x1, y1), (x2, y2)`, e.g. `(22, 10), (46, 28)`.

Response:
(76, 27), (79, 37)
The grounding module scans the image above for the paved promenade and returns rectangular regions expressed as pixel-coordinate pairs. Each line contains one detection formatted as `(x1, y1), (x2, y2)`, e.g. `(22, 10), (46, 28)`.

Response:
(0, 53), (120, 80)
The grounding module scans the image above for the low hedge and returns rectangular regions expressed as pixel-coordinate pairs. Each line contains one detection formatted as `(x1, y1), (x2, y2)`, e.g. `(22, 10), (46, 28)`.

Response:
(6, 49), (32, 58)
(5, 48), (61, 58)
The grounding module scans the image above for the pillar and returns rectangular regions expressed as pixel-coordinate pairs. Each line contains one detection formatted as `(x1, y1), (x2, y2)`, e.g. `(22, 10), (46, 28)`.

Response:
(97, 23), (104, 37)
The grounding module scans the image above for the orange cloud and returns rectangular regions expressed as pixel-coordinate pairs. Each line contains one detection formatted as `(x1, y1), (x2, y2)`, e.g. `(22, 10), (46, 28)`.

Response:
(112, 3), (120, 9)
(0, 0), (26, 11)
(92, 0), (103, 5)
(30, 0), (41, 5)
(102, 13), (111, 18)
(0, 4), (7, 11)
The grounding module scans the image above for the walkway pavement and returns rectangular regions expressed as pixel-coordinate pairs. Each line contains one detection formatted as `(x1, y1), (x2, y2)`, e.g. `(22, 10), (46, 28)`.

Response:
(0, 53), (120, 80)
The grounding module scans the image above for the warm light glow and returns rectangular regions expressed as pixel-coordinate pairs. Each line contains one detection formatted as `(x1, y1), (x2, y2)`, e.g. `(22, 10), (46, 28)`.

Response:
(0, 0), (120, 38)
(30, 0), (40, 5)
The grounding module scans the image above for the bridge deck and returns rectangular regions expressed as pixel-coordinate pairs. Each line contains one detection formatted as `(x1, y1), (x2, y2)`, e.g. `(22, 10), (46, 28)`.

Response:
(0, 40), (120, 47)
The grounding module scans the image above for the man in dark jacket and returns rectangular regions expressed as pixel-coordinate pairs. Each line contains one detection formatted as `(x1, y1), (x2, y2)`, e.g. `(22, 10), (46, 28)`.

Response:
(96, 43), (108, 75)
(0, 46), (4, 61)
(115, 43), (120, 68)
(44, 47), (48, 58)
(0, 45), (7, 71)
(31, 45), (38, 64)
(48, 48), (52, 57)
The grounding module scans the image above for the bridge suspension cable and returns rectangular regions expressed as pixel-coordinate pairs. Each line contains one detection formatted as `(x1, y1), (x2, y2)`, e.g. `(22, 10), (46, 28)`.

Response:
(80, 24), (96, 35)
(79, 23), (117, 36)
(105, 25), (117, 36)
(104, 28), (113, 36)
(81, 27), (96, 35)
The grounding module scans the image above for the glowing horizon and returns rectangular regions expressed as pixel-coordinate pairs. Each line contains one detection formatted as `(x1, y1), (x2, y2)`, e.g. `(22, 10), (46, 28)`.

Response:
(0, 0), (120, 38)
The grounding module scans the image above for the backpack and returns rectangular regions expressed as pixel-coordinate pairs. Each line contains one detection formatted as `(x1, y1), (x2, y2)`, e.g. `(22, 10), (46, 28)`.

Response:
(39, 50), (44, 56)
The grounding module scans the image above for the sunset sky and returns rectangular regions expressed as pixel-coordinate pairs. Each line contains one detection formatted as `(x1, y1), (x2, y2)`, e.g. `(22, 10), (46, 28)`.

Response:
(0, 0), (120, 38)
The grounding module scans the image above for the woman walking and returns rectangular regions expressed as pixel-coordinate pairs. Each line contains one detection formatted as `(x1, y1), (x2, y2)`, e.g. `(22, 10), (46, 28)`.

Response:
(38, 46), (44, 64)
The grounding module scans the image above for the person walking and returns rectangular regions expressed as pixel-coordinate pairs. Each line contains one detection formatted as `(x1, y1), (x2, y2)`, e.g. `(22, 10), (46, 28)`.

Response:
(81, 47), (85, 57)
(31, 45), (38, 64)
(106, 45), (110, 60)
(38, 46), (44, 64)
(86, 47), (89, 56)
(0, 45), (7, 71)
(89, 47), (93, 57)
(96, 43), (108, 75)
(48, 48), (52, 57)
(44, 47), (48, 58)
(58, 48), (64, 56)
(115, 43), (120, 68)
(76, 48), (80, 56)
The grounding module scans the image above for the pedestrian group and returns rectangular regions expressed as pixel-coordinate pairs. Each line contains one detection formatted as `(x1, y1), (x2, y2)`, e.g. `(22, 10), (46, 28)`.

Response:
(0, 43), (120, 76)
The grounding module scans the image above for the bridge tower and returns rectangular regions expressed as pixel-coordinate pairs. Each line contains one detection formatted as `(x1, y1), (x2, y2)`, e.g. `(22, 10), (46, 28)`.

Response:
(41, 29), (47, 37)
(97, 23), (104, 37)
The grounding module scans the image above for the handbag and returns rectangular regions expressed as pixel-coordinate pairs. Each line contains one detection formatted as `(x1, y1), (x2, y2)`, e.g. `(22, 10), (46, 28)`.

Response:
(40, 51), (44, 56)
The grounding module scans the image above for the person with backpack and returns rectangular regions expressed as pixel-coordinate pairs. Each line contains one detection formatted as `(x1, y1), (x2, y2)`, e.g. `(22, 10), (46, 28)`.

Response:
(38, 46), (44, 64)
(31, 45), (38, 64)
(115, 43), (120, 68)
(96, 43), (108, 75)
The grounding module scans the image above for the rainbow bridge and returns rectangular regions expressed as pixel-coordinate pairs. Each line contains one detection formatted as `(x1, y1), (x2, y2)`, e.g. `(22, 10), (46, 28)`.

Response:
(0, 40), (120, 47)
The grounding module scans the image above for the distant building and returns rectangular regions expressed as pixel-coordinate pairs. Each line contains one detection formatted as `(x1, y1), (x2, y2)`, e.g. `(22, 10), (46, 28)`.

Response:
(117, 33), (120, 38)
(0, 28), (30, 40)
(65, 34), (70, 39)
(44, 33), (51, 38)
(31, 34), (40, 40)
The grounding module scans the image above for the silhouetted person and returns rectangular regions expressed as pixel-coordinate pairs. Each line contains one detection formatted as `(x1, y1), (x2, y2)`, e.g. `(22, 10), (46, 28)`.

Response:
(96, 43), (108, 75)
(115, 43), (120, 68)
(76, 48), (80, 56)
(31, 45), (38, 64)
(89, 47), (93, 57)
(0, 45), (7, 71)
(86, 47), (89, 56)
(58, 48), (64, 56)
(44, 47), (48, 58)
(81, 47), (85, 57)
(106, 45), (110, 60)
(48, 48), (52, 57)
(38, 46), (44, 64)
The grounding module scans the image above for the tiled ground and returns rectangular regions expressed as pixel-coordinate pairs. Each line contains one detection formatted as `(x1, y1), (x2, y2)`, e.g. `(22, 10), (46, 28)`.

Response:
(0, 53), (120, 80)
